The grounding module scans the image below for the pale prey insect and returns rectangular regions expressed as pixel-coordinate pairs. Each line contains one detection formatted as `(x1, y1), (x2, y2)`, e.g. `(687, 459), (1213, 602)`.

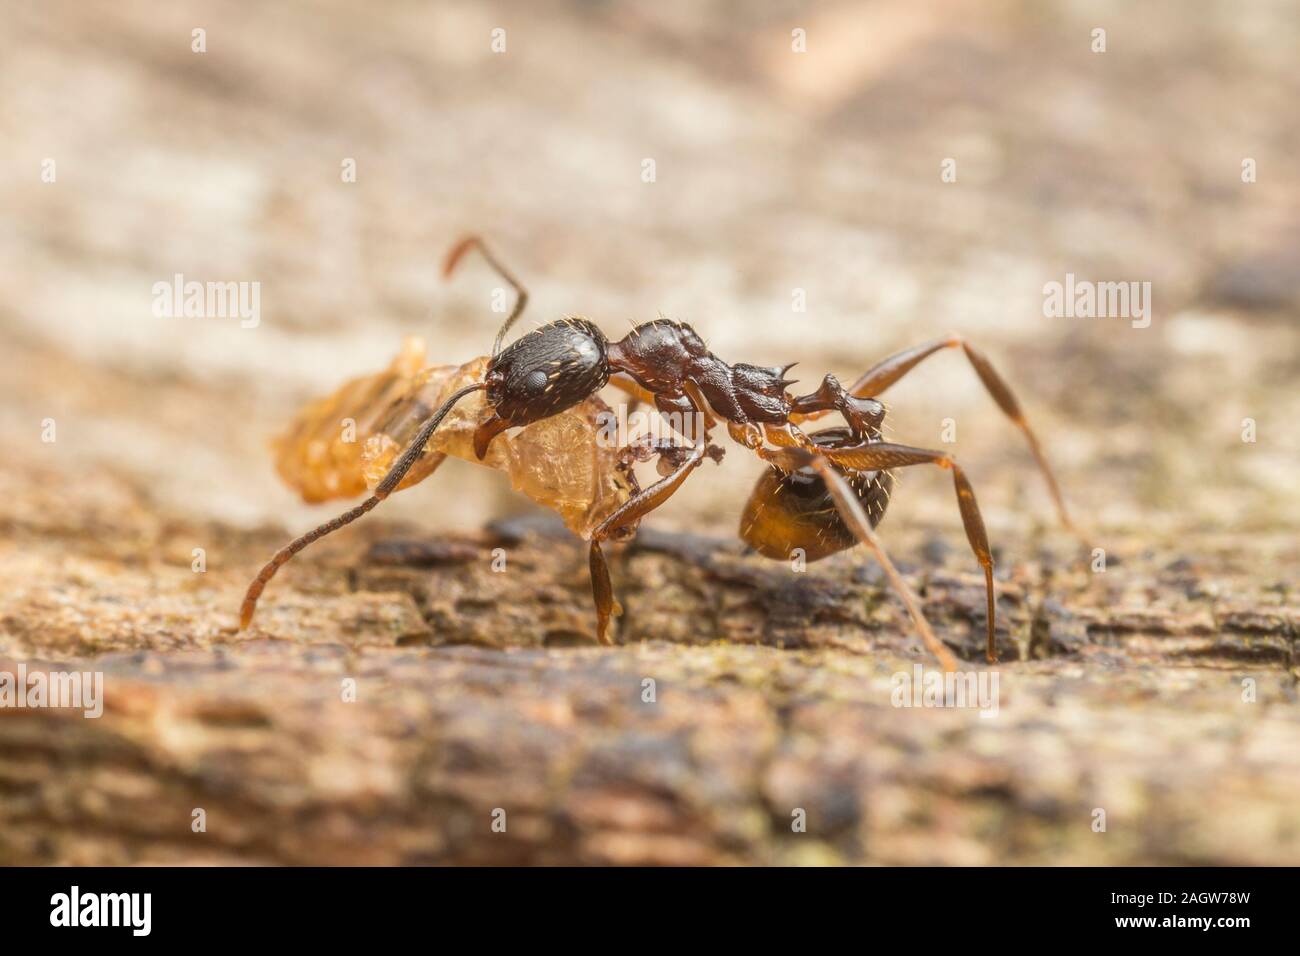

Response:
(241, 237), (1074, 669)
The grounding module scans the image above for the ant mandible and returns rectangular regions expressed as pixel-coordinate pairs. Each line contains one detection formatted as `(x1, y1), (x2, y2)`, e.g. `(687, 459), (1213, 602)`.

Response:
(240, 236), (1075, 670)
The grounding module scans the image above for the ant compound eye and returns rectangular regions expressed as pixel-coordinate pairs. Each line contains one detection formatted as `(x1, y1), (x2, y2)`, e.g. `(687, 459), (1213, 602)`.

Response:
(524, 369), (549, 394)
(487, 318), (610, 426)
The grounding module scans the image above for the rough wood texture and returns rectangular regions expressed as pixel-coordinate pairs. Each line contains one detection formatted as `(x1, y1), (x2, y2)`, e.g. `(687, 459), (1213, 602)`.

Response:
(1, 0), (1297, 865)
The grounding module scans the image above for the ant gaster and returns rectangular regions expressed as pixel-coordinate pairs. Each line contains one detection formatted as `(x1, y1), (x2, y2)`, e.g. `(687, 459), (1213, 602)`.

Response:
(242, 236), (1075, 669)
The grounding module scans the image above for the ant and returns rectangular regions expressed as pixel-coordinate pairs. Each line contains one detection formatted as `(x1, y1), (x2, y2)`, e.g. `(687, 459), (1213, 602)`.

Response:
(241, 236), (1075, 670)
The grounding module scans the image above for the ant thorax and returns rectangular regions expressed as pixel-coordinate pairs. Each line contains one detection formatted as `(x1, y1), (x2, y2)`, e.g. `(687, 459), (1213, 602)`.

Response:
(609, 319), (796, 426)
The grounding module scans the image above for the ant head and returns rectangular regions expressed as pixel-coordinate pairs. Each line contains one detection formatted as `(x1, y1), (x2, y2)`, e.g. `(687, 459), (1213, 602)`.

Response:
(485, 317), (610, 429)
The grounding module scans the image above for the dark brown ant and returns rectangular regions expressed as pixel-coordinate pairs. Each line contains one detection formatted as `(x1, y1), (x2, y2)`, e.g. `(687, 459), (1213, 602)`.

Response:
(241, 236), (1075, 669)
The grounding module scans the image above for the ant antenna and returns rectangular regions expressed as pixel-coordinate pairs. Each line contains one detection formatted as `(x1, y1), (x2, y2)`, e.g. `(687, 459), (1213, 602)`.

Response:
(441, 235), (529, 359)
(240, 382), (486, 629)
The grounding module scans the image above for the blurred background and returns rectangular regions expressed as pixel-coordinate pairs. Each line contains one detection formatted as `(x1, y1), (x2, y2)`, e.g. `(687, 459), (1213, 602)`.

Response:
(1, 1), (1298, 866)
(3, 0), (1297, 540)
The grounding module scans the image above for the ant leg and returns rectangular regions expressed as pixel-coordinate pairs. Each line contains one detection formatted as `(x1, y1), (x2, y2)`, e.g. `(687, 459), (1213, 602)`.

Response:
(587, 443), (709, 644)
(761, 441), (995, 664)
(793, 335), (1073, 532)
(609, 379), (716, 451)
(756, 445), (960, 671)
(441, 235), (529, 358)
(240, 382), (485, 629)
(762, 422), (834, 452)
